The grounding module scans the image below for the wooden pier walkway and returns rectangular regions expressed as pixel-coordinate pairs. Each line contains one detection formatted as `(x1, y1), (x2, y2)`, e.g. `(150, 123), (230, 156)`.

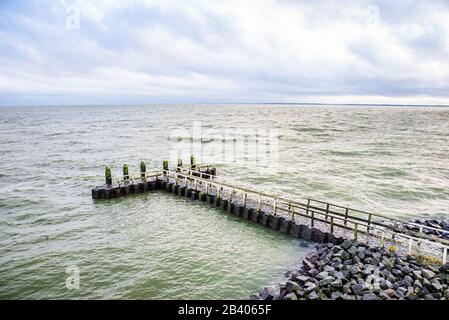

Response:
(92, 159), (449, 265)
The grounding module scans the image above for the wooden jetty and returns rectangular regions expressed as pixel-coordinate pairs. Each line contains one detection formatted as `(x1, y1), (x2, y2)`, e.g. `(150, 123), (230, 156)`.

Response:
(92, 157), (449, 264)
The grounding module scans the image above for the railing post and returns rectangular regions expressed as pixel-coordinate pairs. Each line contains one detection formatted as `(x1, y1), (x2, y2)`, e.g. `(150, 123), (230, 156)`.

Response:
(243, 192), (247, 207)
(206, 182), (209, 194)
(330, 216), (334, 234)
(290, 203), (295, 223)
(354, 223), (358, 241)
(367, 213), (372, 234)
(306, 199), (311, 216)
(105, 165), (112, 186)
(257, 194), (261, 212)
(325, 203), (329, 221)
(229, 189), (234, 203)
(123, 164), (129, 181)
(408, 238), (413, 255)
(380, 232), (385, 248)
(344, 208), (349, 226)
(311, 211), (315, 228)
(194, 179), (198, 191)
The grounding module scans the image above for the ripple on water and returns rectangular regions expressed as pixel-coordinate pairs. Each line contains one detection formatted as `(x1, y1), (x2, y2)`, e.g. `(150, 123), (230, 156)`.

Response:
(1, 105), (449, 299)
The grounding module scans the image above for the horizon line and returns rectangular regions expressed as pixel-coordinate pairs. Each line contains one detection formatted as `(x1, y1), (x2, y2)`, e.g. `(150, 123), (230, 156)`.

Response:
(1, 101), (449, 108)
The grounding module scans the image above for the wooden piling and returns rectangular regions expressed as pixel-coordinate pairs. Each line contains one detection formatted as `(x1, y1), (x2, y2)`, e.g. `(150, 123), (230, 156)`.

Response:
(105, 166), (112, 186)
(140, 161), (146, 180)
(190, 155), (196, 170)
(123, 164), (129, 181)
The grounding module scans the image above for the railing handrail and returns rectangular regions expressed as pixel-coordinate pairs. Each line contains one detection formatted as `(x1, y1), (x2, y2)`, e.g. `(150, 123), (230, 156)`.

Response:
(113, 170), (161, 184)
(165, 169), (449, 252)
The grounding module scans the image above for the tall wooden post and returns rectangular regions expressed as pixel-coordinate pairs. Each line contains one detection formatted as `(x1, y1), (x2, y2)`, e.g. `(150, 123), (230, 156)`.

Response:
(105, 166), (112, 185)
(190, 155), (196, 170)
(140, 161), (146, 180)
(123, 164), (129, 181)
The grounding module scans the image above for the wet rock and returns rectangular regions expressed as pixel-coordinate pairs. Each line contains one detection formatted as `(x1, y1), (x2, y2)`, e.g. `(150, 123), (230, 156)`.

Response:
(422, 269), (436, 280)
(294, 275), (310, 284)
(405, 287), (417, 300)
(249, 293), (260, 300)
(341, 240), (352, 250)
(363, 293), (378, 300)
(331, 291), (343, 299)
(286, 281), (300, 293)
(382, 288), (396, 298)
(308, 269), (319, 277)
(260, 286), (275, 300)
(431, 280), (442, 291)
(444, 289), (449, 299)
(256, 239), (448, 301)
(305, 283), (317, 293)
(316, 271), (329, 280)
(319, 276), (335, 287)
(284, 292), (297, 300)
(351, 283), (364, 294)
(308, 291), (319, 300)
(396, 287), (407, 297)
(331, 279), (343, 289)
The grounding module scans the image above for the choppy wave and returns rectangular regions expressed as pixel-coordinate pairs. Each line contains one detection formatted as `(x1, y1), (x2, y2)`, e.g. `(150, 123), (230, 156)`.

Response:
(1, 104), (449, 299)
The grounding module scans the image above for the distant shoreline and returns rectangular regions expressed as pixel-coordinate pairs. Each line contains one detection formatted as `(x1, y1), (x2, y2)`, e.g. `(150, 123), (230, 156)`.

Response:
(1, 102), (449, 108)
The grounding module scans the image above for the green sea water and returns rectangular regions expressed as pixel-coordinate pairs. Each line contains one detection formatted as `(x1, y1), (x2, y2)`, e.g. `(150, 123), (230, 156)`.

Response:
(1, 104), (448, 299)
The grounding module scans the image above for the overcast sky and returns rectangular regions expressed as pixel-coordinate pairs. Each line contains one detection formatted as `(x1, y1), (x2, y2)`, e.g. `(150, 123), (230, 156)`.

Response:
(1, 0), (449, 106)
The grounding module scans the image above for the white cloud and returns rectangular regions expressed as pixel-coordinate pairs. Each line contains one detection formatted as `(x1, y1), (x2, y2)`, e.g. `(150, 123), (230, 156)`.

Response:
(1, 0), (449, 105)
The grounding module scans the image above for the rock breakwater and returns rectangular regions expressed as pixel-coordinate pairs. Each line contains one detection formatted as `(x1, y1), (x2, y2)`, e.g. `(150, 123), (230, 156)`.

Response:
(254, 240), (449, 300)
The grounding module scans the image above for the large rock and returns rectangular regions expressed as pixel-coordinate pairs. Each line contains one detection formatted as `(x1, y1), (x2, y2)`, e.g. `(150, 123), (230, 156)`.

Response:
(422, 269), (436, 280)
(294, 275), (310, 284)
(316, 271), (329, 280)
(341, 240), (352, 250)
(362, 293), (378, 300)
(305, 283), (317, 293)
(260, 286), (275, 300)
(331, 279), (343, 289)
(381, 288), (396, 298)
(283, 292), (297, 300)
(319, 276), (335, 287)
(301, 226), (313, 241)
(351, 283), (364, 294)
(286, 281), (300, 293)
(331, 291), (343, 299)
(431, 280), (442, 291)
(308, 291), (319, 300)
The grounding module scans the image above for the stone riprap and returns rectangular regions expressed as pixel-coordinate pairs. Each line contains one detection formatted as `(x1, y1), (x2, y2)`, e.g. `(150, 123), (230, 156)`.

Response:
(401, 219), (449, 240)
(253, 239), (449, 300)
